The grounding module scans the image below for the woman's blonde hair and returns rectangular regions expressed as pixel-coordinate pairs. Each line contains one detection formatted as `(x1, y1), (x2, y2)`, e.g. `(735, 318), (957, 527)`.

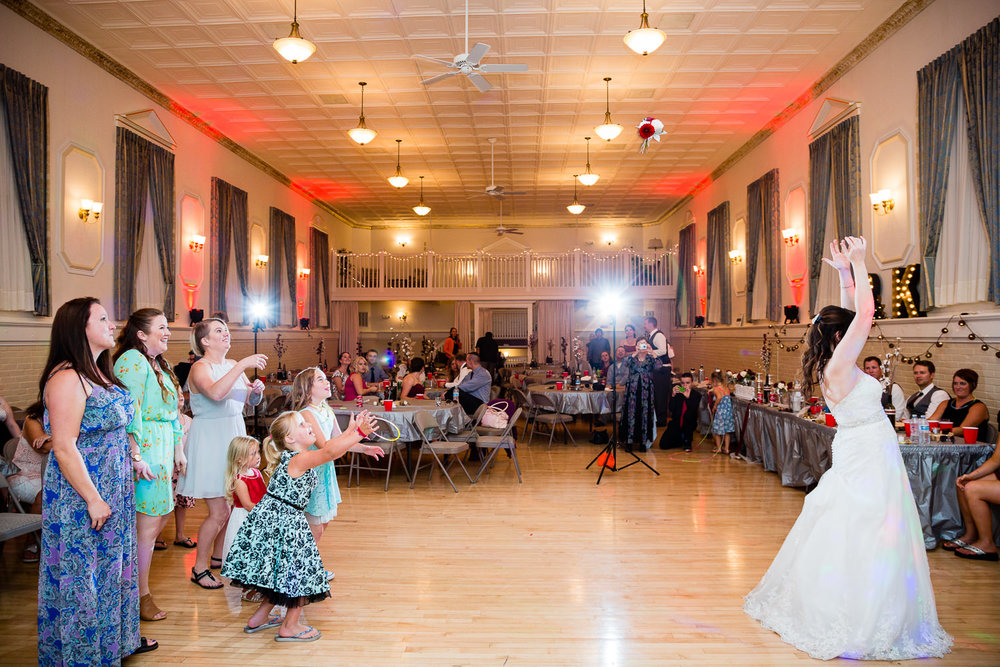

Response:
(349, 356), (368, 375)
(261, 411), (301, 475)
(224, 436), (261, 505)
(190, 318), (226, 356)
(290, 366), (323, 411)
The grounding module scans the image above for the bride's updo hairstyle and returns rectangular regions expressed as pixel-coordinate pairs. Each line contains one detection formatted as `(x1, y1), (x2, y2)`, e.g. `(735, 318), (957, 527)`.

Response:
(801, 305), (855, 395)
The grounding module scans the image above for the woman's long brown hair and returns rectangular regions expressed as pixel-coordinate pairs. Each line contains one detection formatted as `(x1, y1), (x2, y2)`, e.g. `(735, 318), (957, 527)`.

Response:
(39, 297), (125, 399)
(113, 308), (180, 402)
(800, 306), (856, 395)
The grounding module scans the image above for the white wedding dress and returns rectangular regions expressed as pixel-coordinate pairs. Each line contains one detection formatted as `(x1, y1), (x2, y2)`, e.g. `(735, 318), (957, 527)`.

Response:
(743, 372), (952, 660)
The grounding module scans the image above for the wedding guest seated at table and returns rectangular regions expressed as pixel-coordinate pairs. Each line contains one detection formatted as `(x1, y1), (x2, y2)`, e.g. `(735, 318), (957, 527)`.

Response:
(401, 357), (427, 398)
(329, 352), (352, 400)
(945, 431), (1000, 561)
(443, 354), (469, 401)
(929, 369), (990, 441)
(344, 356), (381, 401)
(597, 350), (612, 376)
(606, 346), (630, 389)
(862, 356), (905, 416)
(661, 373), (701, 452)
(457, 353), (491, 417)
(364, 349), (390, 384)
(6, 400), (50, 562)
(903, 360), (949, 419)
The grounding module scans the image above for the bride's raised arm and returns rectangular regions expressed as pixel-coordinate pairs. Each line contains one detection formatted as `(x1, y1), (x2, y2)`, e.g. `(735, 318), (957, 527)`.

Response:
(824, 237), (874, 388)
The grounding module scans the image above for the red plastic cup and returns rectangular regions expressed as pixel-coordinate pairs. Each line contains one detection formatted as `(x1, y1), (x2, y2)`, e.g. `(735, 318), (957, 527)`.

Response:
(903, 420), (912, 437)
(562, 372), (569, 378)
(928, 419), (940, 434)
(555, 381), (564, 390)
(963, 426), (978, 444)
(384, 400), (393, 412)
(355, 396), (363, 408)
(825, 413), (837, 427)
(940, 420), (953, 435)
(546, 370), (553, 378)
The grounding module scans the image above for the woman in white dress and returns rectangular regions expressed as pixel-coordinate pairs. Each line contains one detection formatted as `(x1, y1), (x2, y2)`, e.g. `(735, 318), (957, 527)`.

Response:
(744, 237), (952, 660)
(178, 318), (267, 590)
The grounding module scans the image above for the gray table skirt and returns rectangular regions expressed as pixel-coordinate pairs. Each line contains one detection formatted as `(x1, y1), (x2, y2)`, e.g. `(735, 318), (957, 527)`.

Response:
(528, 388), (623, 415)
(332, 400), (467, 442)
(731, 397), (999, 549)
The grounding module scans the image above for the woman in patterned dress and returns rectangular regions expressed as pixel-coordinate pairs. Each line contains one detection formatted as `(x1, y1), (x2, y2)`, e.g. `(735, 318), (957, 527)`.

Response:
(619, 339), (661, 450)
(221, 410), (379, 642)
(113, 308), (184, 622)
(38, 297), (157, 664)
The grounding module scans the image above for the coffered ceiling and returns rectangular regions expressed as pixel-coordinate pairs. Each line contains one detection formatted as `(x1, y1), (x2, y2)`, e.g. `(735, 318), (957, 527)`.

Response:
(33, 0), (904, 227)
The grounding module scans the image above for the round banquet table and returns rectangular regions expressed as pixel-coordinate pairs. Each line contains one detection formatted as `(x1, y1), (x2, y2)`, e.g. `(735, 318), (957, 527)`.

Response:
(527, 386), (624, 415)
(329, 397), (468, 442)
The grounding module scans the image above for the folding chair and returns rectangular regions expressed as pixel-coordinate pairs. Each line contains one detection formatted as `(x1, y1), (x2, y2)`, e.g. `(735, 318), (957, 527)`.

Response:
(474, 408), (523, 483)
(452, 402), (489, 443)
(410, 411), (473, 493)
(528, 392), (576, 449)
(0, 475), (42, 545)
(346, 440), (411, 492)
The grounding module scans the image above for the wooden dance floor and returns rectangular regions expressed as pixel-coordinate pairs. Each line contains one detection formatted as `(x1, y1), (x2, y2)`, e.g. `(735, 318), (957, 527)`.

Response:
(2, 427), (999, 665)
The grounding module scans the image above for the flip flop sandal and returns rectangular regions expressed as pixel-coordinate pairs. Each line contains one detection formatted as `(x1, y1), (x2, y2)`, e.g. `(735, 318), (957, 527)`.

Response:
(132, 637), (159, 655)
(139, 593), (166, 621)
(942, 539), (969, 551)
(173, 537), (196, 548)
(954, 545), (1000, 561)
(190, 567), (223, 589)
(244, 616), (282, 634)
(275, 626), (321, 643)
(153, 540), (167, 551)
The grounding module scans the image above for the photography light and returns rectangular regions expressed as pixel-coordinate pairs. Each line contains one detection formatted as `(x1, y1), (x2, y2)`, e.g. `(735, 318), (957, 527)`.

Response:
(250, 300), (269, 322)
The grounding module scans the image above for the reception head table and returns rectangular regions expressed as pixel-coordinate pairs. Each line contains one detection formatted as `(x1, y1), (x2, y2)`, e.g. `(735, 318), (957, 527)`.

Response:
(329, 397), (467, 442)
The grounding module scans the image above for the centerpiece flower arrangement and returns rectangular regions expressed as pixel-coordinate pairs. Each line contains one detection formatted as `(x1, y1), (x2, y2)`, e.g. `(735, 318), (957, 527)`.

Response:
(273, 334), (288, 379)
(421, 336), (438, 361)
(315, 339), (325, 368)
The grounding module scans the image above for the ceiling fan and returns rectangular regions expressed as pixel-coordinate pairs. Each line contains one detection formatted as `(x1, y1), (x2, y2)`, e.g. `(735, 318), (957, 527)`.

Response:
(414, 0), (529, 93)
(475, 138), (526, 200)
(494, 199), (523, 235)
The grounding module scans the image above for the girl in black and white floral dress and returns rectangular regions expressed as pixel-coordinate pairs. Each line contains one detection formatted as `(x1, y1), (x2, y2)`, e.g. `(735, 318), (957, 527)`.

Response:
(221, 409), (381, 642)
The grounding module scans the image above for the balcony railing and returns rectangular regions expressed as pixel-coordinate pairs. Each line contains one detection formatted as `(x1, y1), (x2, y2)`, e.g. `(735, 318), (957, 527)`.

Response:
(333, 249), (676, 300)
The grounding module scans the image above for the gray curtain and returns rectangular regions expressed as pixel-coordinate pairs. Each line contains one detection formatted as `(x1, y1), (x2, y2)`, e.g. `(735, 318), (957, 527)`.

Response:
(808, 134), (832, 314)
(309, 228), (331, 328)
(114, 127), (150, 320)
(746, 170), (781, 322)
(0, 65), (48, 315)
(917, 47), (962, 309)
(830, 116), (862, 240)
(268, 206), (297, 327)
(209, 177), (249, 319)
(706, 201), (732, 324)
(147, 144), (175, 319)
(676, 223), (695, 327)
(959, 18), (1000, 304)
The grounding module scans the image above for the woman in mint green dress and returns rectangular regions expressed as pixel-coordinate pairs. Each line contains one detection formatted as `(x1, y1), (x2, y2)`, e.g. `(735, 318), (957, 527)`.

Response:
(113, 308), (184, 623)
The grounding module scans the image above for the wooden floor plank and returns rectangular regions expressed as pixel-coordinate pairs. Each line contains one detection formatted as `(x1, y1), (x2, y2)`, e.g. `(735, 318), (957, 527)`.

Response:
(2, 426), (998, 665)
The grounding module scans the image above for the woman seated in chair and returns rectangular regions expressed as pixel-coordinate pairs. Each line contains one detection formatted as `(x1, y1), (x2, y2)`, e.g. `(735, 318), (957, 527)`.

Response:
(929, 369), (989, 441)
(400, 357), (426, 398)
(6, 400), (51, 562)
(344, 356), (382, 401)
(945, 428), (1000, 561)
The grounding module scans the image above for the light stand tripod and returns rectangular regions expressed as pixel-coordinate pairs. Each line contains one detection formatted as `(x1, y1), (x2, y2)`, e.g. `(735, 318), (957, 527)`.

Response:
(251, 312), (264, 439)
(585, 312), (660, 484)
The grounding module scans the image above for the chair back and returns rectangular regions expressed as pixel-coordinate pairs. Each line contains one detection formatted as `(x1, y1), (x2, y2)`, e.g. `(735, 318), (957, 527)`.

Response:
(510, 388), (528, 408)
(3, 437), (19, 463)
(490, 385), (502, 401)
(530, 392), (556, 412)
(264, 394), (287, 416)
(500, 408), (523, 442)
(469, 402), (489, 428)
(414, 410), (445, 444)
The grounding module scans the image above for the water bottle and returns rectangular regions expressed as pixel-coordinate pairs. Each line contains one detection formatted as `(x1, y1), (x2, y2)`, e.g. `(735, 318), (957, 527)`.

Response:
(918, 417), (930, 444)
(698, 365), (704, 383)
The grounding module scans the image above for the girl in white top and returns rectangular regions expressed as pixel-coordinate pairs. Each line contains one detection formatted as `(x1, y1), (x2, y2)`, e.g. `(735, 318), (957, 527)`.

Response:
(179, 318), (267, 590)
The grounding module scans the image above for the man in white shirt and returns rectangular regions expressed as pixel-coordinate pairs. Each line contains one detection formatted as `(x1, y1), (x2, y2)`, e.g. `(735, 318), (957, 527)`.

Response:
(903, 360), (950, 419)
(643, 316), (671, 424)
(863, 356), (905, 416)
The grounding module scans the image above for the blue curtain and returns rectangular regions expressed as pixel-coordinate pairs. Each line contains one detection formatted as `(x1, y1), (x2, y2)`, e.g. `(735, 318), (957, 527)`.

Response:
(675, 223), (695, 327)
(706, 201), (731, 324)
(808, 134), (831, 314)
(746, 169), (781, 322)
(0, 65), (48, 316)
(917, 46), (962, 309)
(113, 127), (150, 320)
(959, 18), (1000, 304)
(209, 177), (249, 320)
(147, 144), (175, 319)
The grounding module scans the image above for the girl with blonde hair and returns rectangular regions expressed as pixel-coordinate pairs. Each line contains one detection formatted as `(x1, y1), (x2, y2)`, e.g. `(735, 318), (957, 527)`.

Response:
(220, 436), (265, 562)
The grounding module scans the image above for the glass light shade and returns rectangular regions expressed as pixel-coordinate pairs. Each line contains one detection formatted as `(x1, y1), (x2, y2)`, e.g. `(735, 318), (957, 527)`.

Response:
(577, 172), (600, 186)
(388, 173), (409, 188)
(347, 122), (376, 145)
(567, 201), (586, 215)
(413, 203), (431, 216)
(623, 14), (666, 56)
(595, 120), (623, 141)
(273, 23), (316, 64)
(92, 202), (103, 215)
(80, 199), (93, 210)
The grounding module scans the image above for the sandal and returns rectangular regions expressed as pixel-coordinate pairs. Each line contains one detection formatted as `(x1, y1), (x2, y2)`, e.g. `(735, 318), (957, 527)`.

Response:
(132, 637), (159, 655)
(210, 556), (223, 569)
(173, 537), (196, 548)
(275, 626), (321, 642)
(190, 567), (223, 589)
(153, 540), (167, 551)
(139, 593), (166, 621)
(942, 538), (970, 551)
(954, 545), (999, 561)
(244, 615), (282, 634)
(22, 543), (39, 563)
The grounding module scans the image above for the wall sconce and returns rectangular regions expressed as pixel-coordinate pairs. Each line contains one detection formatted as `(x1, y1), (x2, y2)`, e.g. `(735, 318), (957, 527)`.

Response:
(781, 229), (800, 247)
(692, 264), (705, 277)
(255, 254), (269, 268)
(728, 249), (744, 264)
(299, 267), (311, 280)
(397, 311), (407, 323)
(602, 234), (616, 247)
(396, 236), (409, 247)
(870, 189), (894, 216)
(78, 199), (103, 222)
(189, 234), (206, 252)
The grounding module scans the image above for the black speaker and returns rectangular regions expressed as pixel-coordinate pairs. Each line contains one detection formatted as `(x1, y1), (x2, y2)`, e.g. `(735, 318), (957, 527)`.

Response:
(189, 309), (204, 325)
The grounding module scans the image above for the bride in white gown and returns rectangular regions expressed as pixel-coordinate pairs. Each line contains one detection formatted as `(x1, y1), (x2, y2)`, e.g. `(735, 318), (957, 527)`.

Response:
(743, 237), (952, 661)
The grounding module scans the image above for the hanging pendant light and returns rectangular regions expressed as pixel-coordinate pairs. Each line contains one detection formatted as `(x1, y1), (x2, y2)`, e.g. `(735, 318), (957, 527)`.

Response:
(594, 77), (624, 141)
(347, 82), (377, 145)
(273, 0), (316, 64)
(577, 137), (599, 186)
(567, 176), (586, 215)
(623, 0), (666, 56)
(388, 139), (409, 188)
(413, 176), (430, 216)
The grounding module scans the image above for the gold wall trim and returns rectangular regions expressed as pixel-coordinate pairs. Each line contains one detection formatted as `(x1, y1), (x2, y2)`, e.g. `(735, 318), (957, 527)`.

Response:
(656, 0), (938, 224)
(2, 0), (362, 229)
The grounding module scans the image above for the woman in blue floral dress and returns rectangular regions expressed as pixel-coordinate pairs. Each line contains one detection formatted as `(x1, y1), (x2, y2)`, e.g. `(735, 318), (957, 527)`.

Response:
(619, 341), (661, 450)
(38, 297), (158, 664)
